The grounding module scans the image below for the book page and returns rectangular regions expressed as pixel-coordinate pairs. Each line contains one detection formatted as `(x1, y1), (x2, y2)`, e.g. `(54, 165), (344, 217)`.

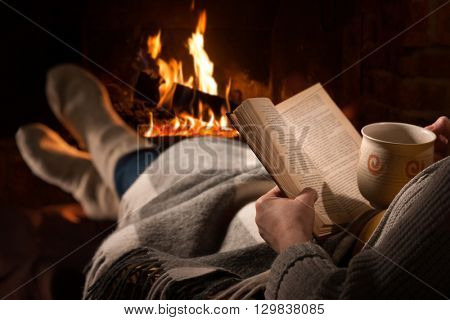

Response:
(235, 99), (301, 199)
(241, 98), (351, 228)
(276, 83), (371, 224)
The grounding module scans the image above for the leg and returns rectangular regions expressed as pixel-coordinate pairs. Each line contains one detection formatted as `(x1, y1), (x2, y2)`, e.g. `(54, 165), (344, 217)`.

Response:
(114, 148), (160, 198)
(45, 64), (154, 196)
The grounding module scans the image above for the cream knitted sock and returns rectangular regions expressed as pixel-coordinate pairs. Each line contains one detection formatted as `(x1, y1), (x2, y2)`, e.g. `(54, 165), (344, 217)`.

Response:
(16, 123), (119, 220)
(45, 64), (150, 194)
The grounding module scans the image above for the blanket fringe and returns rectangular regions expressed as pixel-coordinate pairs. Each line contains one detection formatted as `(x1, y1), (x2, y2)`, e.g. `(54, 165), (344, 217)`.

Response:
(85, 248), (163, 299)
(84, 248), (240, 299)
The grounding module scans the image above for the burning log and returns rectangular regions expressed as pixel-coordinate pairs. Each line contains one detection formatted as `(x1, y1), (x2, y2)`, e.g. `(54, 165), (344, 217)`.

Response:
(173, 82), (238, 114)
(134, 72), (237, 114)
(134, 72), (238, 138)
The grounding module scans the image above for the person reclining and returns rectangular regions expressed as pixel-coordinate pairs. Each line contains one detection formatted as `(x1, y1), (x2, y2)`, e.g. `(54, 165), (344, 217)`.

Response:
(16, 64), (450, 299)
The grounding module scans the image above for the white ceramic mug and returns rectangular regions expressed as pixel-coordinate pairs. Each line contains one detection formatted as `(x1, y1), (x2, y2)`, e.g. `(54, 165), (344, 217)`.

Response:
(357, 122), (436, 209)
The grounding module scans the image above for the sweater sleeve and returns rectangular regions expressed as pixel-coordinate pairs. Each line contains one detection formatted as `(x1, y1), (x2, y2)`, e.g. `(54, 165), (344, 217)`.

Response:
(265, 157), (450, 300)
(265, 241), (345, 299)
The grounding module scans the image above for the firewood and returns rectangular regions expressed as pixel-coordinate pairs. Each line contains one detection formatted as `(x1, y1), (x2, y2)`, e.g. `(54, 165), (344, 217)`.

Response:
(134, 72), (237, 114)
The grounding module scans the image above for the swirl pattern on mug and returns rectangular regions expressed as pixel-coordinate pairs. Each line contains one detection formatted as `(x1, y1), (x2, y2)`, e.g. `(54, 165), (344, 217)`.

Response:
(405, 160), (425, 179)
(368, 154), (383, 176)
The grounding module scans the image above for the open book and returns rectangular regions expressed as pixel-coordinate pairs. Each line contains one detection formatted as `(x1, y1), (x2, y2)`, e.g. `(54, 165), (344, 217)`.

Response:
(228, 83), (371, 238)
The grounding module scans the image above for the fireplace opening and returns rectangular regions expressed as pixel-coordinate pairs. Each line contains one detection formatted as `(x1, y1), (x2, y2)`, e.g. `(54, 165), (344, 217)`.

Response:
(135, 9), (238, 139)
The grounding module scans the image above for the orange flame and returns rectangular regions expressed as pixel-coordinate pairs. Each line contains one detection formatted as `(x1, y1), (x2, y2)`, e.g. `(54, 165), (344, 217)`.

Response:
(156, 58), (193, 108)
(219, 79), (232, 130)
(225, 78), (232, 112)
(188, 10), (217, 95)
(143, 111), (155, 138)
(144, 10), (237, 138)
(206, 108), (216, 129)
(147, 31), (161, 60)
(219, 114), (228, 129)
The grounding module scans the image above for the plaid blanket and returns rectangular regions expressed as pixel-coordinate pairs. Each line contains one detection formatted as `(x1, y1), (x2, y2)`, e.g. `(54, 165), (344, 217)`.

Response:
(84, 137), (277, 299)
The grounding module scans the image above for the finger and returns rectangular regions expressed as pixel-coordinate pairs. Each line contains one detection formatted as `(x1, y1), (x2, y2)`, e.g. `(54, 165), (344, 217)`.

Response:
(260, 186), (284, 200)
(438, 134), (448, 145)
(255, 186), (283, 212)
(427, 116), (450, 138)
(294, 187), (318, 206)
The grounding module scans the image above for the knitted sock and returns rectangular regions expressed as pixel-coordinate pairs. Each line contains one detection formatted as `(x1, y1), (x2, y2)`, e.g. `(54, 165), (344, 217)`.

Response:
(16, 123), (119, 220)
(45, 64), (152, 194)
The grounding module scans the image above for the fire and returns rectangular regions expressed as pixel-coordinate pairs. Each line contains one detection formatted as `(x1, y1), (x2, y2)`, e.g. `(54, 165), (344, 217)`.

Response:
(156, 58), (193, 107)
(220, 114), (228, 129)
(147, 31), (161, 59)
(188, 10), (218, 95)
(144, 110), (234, 138)
(144, 110), (155, 138)
(143, 10), (237, 138)
(220, 78), (232, 130)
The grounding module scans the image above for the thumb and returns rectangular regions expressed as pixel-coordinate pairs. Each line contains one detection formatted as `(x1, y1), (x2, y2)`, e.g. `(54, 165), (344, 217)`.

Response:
(295, 187), (318, 207)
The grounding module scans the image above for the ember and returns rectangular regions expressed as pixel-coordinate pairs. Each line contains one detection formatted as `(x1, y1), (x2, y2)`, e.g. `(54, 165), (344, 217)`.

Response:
(143, 10), (237, 138)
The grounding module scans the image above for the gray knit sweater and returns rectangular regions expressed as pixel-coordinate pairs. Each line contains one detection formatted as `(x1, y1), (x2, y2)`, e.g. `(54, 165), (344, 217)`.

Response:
(265, 156), (450, 299)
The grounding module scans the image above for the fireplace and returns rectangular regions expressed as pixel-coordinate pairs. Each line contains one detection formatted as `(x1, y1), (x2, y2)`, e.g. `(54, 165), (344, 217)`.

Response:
(1, 0), (449, 299)
(53, 0), (449, 140)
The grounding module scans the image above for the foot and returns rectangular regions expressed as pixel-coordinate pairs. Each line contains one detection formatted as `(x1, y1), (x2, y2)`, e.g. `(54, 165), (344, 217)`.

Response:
(16, 123), (119, 220)
(45, 64), (126, 146)
(45, 64), (148, 191)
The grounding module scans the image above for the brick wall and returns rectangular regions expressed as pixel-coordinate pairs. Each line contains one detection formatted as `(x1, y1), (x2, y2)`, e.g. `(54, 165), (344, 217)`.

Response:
(267, 0), (449, 129)
(359, 0), (450, 127)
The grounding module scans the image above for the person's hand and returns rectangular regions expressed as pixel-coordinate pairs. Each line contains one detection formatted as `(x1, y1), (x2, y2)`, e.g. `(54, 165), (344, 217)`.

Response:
(425, 116), (450, 160)
(255, 186), (318, 253)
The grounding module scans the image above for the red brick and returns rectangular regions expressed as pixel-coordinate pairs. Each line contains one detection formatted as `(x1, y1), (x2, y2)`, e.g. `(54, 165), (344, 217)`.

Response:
(399, 49), (450, 77)
(360, 99), (398, 124)
(364, 71), (398, 105)
(402, 0), (433, 47)
(398, 108), (447, 126)
(396, 78), (449, 111)
(362, 99), (445, 126)
(434, 1), (450, 45)
(361, 13), (379, 52)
